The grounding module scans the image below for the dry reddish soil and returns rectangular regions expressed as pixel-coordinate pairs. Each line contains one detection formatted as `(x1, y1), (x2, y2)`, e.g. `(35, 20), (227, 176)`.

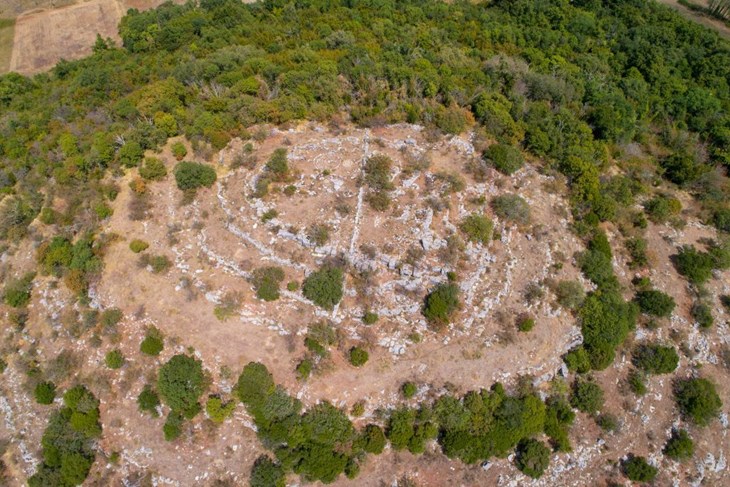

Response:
(0, 123), (728, 486)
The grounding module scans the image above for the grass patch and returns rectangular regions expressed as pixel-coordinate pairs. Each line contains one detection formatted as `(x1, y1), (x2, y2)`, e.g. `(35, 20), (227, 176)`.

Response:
(0, 19), (15, 74)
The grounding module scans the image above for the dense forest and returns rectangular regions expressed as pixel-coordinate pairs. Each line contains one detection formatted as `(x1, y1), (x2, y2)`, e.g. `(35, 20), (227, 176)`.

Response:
(1, 0), (729, 485)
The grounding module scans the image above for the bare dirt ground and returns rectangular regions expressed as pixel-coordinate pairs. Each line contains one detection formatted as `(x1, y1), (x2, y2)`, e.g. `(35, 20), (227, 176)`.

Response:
(0, 123), (728, 486)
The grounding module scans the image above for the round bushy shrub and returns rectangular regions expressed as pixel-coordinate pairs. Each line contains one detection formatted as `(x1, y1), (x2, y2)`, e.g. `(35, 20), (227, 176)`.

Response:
(422, 283), (460, 327)
(302, 266), (344, 310)
(484, 143), (524, 175)
(664, 429), (694, 461)
(173, 161), (217, 191)
(34, 381), (56, 405)
(515, 438), (550, 479)
(401, 382), (417, 398)
(460, 213), (493, 244)
(570, 379), (604, 414)
(129, 239), (149, 253)
(349, 347), (369, 367)
(674, 377), (722, 426)
(105, 349), (125, 369)
(623, 456), (658, 482)
(632, 344), (679, 375)
(635, 289), (676, 317)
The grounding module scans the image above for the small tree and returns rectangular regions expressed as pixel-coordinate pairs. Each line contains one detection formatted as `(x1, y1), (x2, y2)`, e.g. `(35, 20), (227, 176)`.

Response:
(632, 344), (679, 374)
(171, 141), (187, 160)
(423, 283), (460, 327)
(139, 157), (167, 181)
(673, 245), (715, 284)
(250, 455), (285, 487)
(302, 266), (344, 310)
(674, 377), (722, 426)
(623, 456), (658, 482)
(515, 438), (550, 479)
(634, 289), (675, 317)
(265, 148), (289, 180)
(571, 379), (604, 414)
(158, 354), (207, 417)
(206, 396), (236, 424)
(173, 161), (217, 191)
(34, 381), (56, 405)
(491, 194), (530, 225)
(664, 429), (694, 461)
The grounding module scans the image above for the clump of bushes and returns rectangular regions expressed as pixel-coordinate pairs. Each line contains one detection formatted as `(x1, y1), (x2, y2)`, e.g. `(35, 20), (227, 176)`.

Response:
(632, 344), (678, 374)
(674, 377), (722, 426)
(491, 194), (530, 225)
(307, 223), (330, 247)
(34, 381), (56, 405)
(362, 310), (378, 324)
(401, 382), (417, 398)
(206, 396), (236, 424)
(363, 154), (393, 211)
(105, 349), (125, 369)
(171, 141), (187, 160)
(691, 302), (713, 328)
(264, 148), (290, 180)
(554, 280), (585, 310)
(623, 455), (658, 483)
(137, 385), (161, 417)
(634, 289), (676, 317)
(460, 213), (493, 244)
(129, 239), (149, 253)
(515, 438), (550, 479)
(517, 315), (535, 332)
(484, 143), (524, 175)
(644, 194), (681, 223)
(348, 347), (369, 367)
(251, 266), (285, 302)
(570, 378), (604, 414)
(140, 326), (164, 356)
(173, 161), (216, 191)
(139, 157), (167, 181)
(3, 272), (35, 307)
(422, 282), (460, 328)
(139, 253), (171, 274)
(664, 429), (694, 461)
(672, 245), (716, 284)
(302, 266), (344, 310)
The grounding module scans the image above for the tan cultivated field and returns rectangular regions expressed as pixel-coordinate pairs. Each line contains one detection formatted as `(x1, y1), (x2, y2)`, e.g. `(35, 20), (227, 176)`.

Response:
(5, 0), (174, 75)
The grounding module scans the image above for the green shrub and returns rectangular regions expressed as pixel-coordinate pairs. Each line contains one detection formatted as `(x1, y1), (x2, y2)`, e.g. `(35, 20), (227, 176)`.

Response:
(365, 190), (391, 211)
(596, 413), (619, 432)
(265, 148), (289, 180)
(544, 396), (575, 452)
(287, 281), (299, 292)
(664, 429), (694, 461)
(491, 194), (530, 225)
(348, 347), (369, 367)
(171, 141), (187, 160)
(692, 301), (714, 328)
(360, 424), (386, 454)
(34, 381), (56, 405)
(206, 396), (236, 424)
(674, 377), (722, 426)
(119, 140), (143, 167)
(362, 310), (378, 325)
(401, 382), (417, 398)
(422, 283), (460, 328)
(100, 307), (123, 330)
(625, 237), (649, 269)
(129, 239), (149, 253)
(158, 354), (207, 416)
(713, 207), (730, 232)
(580, 291), (637, 370)
(140, 254), (172, 273)
(173, 161), (217, 190)
(93, 203), (113, 219)
(307, 223), (330, 247)
(296, 359), (313, 381)
(517, 316), (535, 332)
(139, 157), (167, 181)
(627, 369), (647, 396)
(563, 346), (591, 374)
(484, 143), (524, 175)
(644, 194), (681, 223)
(673, 245), (715, 284)
(3, 272), (35, 307)
(363, 154), (394, 191)
(140, 327), (164, 356)
(570, 379), (604, 414)
(250, 455), (285, 487)
(163, 412), (183, 441)
(623, 455), (658, 482)
(251, 266), (285, 301)
(515, 438), (550, 479)
(554, 280), (585, 310)
(105, 349), (125, 369)
(632, 344), (678, 374)
(460, 213), (493, 244)
(261, 209), (278, 222)
(302, 266), (344, 310)
(635, 289), (676, 317)
(137, 385), (161, 417)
